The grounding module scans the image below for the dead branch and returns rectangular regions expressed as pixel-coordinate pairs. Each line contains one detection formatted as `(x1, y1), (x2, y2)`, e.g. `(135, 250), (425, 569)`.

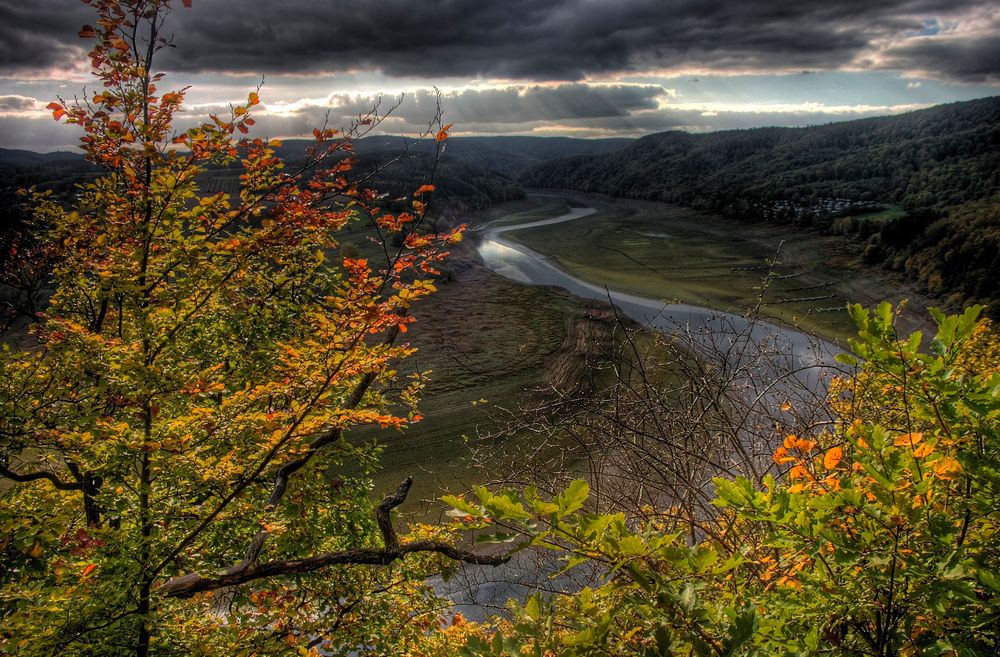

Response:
(157, 477), (508, 599)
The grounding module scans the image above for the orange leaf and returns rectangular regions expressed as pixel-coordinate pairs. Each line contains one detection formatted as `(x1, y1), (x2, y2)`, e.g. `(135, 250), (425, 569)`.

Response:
(248, 91), (260, 106)
(79, 25), (97, 39)
(789, 465), (810, 480)
(913, 443), (934, 458)
(793, 437), (817, 453)
(932, 456), (962, 480)
(82, 563), (97, 577)
(414, 184), (436, 196)
(436, 122), (453, 142)
(823, 446), (843, 470)
(894, 432), (924, 447)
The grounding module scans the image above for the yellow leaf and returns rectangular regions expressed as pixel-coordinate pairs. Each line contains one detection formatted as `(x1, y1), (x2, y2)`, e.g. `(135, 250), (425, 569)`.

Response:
(913, 443), (934, 458)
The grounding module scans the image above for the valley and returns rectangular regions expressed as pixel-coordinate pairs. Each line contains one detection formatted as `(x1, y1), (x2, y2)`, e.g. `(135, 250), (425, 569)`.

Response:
(366, 189), (940, 511)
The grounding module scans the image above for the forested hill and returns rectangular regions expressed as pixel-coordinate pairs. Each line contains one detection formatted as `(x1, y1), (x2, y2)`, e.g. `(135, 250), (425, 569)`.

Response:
(521, 96), (1000, 210)
(276, 135), (634, 177)
(522, 96), (1000, 315)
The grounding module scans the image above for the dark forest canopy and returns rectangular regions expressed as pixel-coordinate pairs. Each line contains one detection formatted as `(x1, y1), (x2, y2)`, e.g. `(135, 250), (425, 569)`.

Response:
(520, 96), (1000, 209)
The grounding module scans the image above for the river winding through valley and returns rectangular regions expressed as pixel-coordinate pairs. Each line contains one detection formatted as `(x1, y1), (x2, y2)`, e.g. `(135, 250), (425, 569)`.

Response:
(475, 202), (841, 392)
(432, 200), (849, 620)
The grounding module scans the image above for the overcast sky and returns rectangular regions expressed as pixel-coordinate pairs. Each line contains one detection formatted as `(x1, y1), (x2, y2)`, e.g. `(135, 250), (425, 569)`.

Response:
(0, 0), (998, 151)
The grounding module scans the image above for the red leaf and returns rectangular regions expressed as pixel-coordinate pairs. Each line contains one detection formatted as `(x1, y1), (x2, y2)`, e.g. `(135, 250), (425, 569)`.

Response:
(181, 0), (192, 7)
(47, 103), (67, 121)
(79, 25), (97, 39)
(81, 563), (97, 577)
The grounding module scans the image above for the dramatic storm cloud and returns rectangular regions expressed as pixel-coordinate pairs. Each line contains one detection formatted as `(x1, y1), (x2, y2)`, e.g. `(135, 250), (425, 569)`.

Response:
(0, 0), (997, 149)
(3, 0), (998, 81)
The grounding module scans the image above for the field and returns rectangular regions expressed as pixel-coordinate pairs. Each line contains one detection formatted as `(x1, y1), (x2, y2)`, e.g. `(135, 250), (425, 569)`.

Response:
(502, 192), (934, 342)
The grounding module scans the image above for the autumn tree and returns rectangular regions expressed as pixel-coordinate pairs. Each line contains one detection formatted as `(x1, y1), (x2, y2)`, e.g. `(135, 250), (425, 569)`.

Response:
(0, 1), (502, 655)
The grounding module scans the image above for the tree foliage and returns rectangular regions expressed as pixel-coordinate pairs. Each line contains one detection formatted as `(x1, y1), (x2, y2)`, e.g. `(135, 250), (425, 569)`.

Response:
(0, 2), (503, 655)
(448, 304), (1000, 656)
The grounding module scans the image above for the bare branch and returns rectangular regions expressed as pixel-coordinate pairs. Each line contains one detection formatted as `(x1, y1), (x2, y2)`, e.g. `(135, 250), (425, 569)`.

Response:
(157, 478), (507, 599)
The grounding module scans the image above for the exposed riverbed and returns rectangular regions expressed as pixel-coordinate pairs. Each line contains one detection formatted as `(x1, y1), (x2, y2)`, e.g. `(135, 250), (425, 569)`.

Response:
(476, 202), (841, 394)
(436, 199), (850, 620)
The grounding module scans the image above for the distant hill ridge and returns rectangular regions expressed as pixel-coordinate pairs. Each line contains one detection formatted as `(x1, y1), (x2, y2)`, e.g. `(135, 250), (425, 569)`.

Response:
(0, 135), (633, 215)
(521, 96), (1000, 212)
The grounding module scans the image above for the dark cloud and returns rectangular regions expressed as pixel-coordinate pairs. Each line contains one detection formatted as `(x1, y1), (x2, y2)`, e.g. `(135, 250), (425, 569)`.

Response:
(0, 115), (81, 150)
(184, 83), (669, 138)
(881, 34), (1000, 83)
(0, 0), (996, 83)
(0, 2), (87, 73)
(371, 84), (667, 124)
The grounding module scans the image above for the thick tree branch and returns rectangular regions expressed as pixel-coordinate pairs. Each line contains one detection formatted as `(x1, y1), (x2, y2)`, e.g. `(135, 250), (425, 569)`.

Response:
(158, 540), (509, 599)
(0, 463), (81, 491)
(376, 476), (410, 553)
(241, 324), (402, 566)
(158, 477), (508, 599)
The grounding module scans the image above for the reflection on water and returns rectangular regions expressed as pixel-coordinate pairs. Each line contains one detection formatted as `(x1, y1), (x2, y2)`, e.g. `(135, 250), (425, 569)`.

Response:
(476, 240), (534, 284)
(477, 207), (840, 381)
